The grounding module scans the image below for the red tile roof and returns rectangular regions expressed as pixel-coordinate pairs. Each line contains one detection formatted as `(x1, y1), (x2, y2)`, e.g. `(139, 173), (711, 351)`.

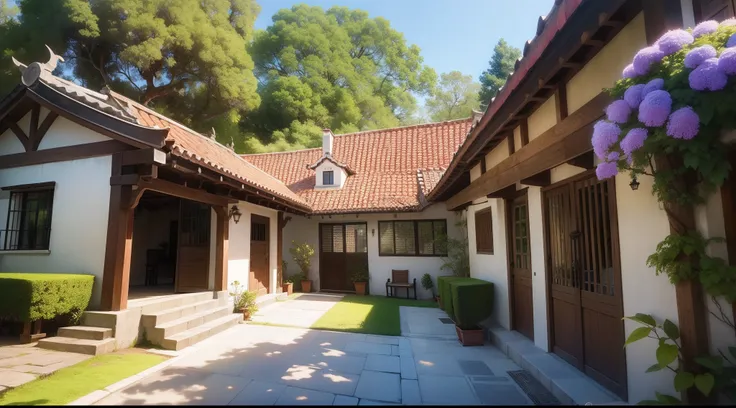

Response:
(244, 119), (473, 214)
(108, 92), (311, 211)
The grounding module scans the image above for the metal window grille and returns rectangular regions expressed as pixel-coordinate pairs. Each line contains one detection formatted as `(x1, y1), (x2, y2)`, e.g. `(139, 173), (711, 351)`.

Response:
(3, 189), (54, 250)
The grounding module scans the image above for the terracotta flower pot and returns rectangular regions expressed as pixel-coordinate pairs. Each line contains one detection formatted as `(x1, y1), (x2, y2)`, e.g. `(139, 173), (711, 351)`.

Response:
(437, 295), (443, 309)
(241, 308), (252, 321)
(301, 280), (312, 293)
(282, 282), (293, 296)
(455, 325), (485, 347)
(354, 281), (367, 296)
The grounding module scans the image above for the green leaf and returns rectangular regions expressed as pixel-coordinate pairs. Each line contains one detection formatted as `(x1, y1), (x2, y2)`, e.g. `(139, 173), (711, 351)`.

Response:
(646, 363), (663, 373)
(655, 392), (681, 404)
(696, 355), (724, 373)
(662, 319), (679, 340)
(694, 373), (715, 396)
(625, 327), (652, 346)
(656, 343), (679, 368)
(626, 313), (657, 327)
(674, 372), (694, 392)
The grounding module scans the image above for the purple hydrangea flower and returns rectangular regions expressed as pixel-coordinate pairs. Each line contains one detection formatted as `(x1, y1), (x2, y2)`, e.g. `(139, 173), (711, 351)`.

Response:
(689, 58), (728, 91)
(684, 45), (718, 69)
(642, 78), (665, 99)
(620, 128), (648, 155)
(638, 90), (672, 127)
(606, 100), (632, 124)
(693, 20), (719, 38)
(666, 107), (700, 140)
(596, 161), (619, 180)
(722, 18), (736, 27)
(728, 34), (736, 48)
(656, 29), (694, 55)
(591, 120), (621, 159)
(622, 64), (637, 79)
(633, 46), (665, 76)
(607, 151), (621, 162)
(623, 84), (645, 109)
(719, 47), (736, 74)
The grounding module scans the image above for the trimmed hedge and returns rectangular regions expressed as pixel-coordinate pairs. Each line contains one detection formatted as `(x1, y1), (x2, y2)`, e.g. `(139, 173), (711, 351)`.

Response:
(0, 273), (94, 322)
(451, 278), (494, 330)
(437, 276), (463, 312)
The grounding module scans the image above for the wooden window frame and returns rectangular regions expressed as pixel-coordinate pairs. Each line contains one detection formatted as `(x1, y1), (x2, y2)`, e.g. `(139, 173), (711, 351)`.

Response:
(378, 219), (448, 257)
(475, 207), (494, 255)
(323, 170), (334, 185)
(2, 182), (56, 251)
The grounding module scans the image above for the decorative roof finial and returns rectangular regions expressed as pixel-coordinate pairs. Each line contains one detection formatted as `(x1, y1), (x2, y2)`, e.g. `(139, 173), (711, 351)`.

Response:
(208, 127), (216, 140)
(43, 45), (64, 72)
(11, 45), (65, 86)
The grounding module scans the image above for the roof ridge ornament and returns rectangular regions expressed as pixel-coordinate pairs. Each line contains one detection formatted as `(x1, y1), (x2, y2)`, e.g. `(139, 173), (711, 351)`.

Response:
(12, 45), (65, 86)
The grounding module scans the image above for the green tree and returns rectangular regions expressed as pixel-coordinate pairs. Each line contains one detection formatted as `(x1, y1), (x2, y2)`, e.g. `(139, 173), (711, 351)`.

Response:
(0, 0), (261, 146)
(243, 5), (436, 152)
(426, 71), (480, 122)
(478, 38), (521, 109)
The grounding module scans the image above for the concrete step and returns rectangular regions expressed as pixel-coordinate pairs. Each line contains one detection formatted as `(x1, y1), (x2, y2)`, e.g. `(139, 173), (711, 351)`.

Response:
(255, 293), (287, 309)
(58, 326), (113, 341)
(146, 306), (232, 344)
(141, 299), (222, 328)
(82, 311), (120, 329)
(161, 313), (242, 351)
(38, 336), (116, 355)
(131, 291), (216, 315)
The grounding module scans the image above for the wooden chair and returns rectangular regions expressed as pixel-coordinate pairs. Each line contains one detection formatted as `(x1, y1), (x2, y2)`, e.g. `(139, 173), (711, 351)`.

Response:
(386, 269), (417, 299)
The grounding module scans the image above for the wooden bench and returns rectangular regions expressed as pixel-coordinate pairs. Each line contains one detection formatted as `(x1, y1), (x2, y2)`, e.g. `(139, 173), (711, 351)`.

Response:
(386, 270), (417, 299)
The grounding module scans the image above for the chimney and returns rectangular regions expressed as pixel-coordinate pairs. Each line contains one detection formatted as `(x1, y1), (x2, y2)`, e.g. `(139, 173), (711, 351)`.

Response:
(322, 129), (334, 156)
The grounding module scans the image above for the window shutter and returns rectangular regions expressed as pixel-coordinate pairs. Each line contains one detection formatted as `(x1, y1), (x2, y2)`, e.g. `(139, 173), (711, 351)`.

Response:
(332, 225), (344, 252)
(417, 221), (434, 255)
(475, 208), (494, 254)
(379, 222), (394, 254)
(394, 221), (415, 254)
(321, 224), (333, 253)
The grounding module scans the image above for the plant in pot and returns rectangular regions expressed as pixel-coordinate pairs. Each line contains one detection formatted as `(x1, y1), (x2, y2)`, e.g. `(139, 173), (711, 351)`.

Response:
(350, 264), (369, 295)
(281, 261), (293, 295)
(421, 273), (436, 302)
(289, 241), (314, 293)
(230, 281), (259, 320)
(451, 279), (494, 346)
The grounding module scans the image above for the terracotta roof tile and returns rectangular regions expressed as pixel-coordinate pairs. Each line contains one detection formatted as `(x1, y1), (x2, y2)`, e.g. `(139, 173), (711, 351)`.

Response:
(244, 119), (473, 213)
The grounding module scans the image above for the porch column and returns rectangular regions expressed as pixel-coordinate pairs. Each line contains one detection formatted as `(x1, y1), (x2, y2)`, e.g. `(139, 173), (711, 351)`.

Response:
(214, 206), (229, 292)
(277, 212), (284, 292)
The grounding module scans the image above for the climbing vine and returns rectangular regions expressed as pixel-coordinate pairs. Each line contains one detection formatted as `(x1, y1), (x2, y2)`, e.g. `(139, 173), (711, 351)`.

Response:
(591, 18), (736, 403)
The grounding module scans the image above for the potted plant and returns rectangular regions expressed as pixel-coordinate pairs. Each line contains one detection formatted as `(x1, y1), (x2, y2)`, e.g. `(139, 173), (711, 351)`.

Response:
(350, 264), (369, 295)
(281, 261), (293, 295)
(289, 241), (314, 293)
(451, 278), (494, 346)
(421, 273), (436, 302)
(229, 281), (258, 320)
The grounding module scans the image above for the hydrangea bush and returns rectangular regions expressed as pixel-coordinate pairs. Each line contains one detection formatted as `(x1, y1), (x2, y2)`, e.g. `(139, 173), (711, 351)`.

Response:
(594, 19), (736, 405)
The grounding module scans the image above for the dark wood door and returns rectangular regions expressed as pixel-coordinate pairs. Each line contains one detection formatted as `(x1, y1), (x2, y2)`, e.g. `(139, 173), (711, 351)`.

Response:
(249, 215), (270, 296)
(508, 194), (534, 341)
(544, 173), (627, 400)
(176, 200), (210, 292)
(319, 223), (368, 292)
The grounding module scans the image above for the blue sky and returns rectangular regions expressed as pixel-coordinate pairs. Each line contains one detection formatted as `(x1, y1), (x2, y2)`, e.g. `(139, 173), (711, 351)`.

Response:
(255, 0), (554, 81)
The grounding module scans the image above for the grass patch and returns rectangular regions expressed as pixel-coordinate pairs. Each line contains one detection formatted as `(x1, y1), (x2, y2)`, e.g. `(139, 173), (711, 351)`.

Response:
(310, 295), (437, 336)
(0, 350), (167, 406)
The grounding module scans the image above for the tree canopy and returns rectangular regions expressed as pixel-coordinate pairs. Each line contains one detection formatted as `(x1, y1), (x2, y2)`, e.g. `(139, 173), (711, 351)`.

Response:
(478, 38), (521, 109)
(425, 71), (480, 122)
(242, 5), (437, 152)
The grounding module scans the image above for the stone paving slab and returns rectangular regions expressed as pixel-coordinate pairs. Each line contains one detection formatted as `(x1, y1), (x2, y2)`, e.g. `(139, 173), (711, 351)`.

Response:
(251, 294), (344, 328)
(0, 339), (91, 390)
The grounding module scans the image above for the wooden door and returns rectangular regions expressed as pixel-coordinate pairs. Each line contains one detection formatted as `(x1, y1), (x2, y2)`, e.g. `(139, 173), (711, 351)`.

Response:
(508, 193), (534, 340)
(249, 215), (270, 296)
(544, 173), (627, 399)
(319, 223), (368, 292)
(176, 200), (211, 292)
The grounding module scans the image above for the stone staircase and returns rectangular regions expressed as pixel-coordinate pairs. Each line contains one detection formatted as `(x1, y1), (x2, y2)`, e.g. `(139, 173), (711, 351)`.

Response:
(38, 291), (241, 355)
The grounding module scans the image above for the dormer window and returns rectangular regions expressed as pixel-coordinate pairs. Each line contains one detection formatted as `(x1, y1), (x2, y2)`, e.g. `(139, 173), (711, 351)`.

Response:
(323, 170), (334, 186)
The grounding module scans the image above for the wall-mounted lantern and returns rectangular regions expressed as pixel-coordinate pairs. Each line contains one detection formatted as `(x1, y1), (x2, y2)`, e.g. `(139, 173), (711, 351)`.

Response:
(629, 176), (640, 191)
(228, 205), (242, 224)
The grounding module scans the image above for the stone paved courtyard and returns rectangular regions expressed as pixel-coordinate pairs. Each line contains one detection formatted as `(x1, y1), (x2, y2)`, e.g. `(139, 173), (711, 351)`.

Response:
(0, 338), (90, 392)
(94, 296), (533, 405)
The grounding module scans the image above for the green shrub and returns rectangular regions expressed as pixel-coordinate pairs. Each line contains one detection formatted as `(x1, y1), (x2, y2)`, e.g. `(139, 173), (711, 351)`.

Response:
(451, 278), (494, 330)
(437, 276), (463, 313)
(0, 273), (94, 322)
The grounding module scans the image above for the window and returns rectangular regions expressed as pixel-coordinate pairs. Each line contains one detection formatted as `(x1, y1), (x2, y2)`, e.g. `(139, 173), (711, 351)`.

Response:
(2, 183), (55, 251)
(378, 220), (447, 256)
(323, 170), (334, 185)
(475, 208), (494, 254)
(695, 0), (735, 22)
(321, 224), (367, 253)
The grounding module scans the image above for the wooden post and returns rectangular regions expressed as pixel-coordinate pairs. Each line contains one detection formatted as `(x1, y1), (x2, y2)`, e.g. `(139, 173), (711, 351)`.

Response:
(277, 212), (284, 293)
(214, 206), (229, 292)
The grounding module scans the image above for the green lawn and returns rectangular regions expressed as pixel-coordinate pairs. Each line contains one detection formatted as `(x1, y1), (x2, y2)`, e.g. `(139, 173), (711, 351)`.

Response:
(0, 350), (167, 406)
(310, 295), (437, 336)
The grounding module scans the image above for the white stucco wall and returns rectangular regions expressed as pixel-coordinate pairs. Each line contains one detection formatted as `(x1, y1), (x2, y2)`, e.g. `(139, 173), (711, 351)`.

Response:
(0, 155), (112, 308)
(0, 114), (109, 156)
(524, 185), (549, 351)
(227, 202), (278, 294)
(467, 198), (510, 328)
(282, 204), (461, 299)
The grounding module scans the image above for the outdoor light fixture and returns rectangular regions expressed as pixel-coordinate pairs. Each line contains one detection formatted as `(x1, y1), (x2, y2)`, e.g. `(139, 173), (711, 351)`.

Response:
(629, 176), (640, 191)
(228, 205), (242, 224)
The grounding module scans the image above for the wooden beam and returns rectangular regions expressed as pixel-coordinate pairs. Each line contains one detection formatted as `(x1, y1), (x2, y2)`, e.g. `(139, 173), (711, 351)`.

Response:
(214, 206), (229, 292)
(507, 133), (515, 156)
(519, 119), (529, 147)
(487, 184), (517, 199)
(121, 148), (167, 166)
(521, 169), (551, 187)
(0, 140), (134, 170)
(277, 211), (284, 292)
(555, 84), (569, 122)
(138, 178), (233, 207)
(35, 111), (59, 149)
(480, 157), (487, 174)
(567, 151), (595, 170)
(28, 105), (40, 151)
(446, 92), (611, 210)
(7, 121), (30, 152)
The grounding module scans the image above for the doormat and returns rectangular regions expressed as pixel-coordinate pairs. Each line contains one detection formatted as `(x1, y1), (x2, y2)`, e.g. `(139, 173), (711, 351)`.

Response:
(507, 370), (561, 405)
(438, 317), (454, 324)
